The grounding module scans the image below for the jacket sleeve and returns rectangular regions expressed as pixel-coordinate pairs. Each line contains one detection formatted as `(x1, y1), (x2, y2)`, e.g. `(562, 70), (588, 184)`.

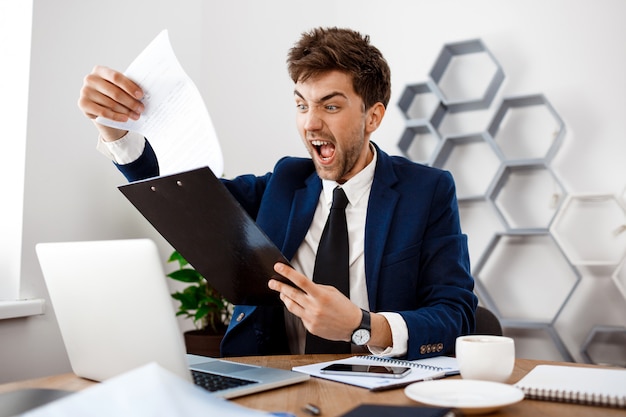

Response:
(114, 139), (160, 182)
(387, 170), (476, 360)
(365, 152), (477, 360)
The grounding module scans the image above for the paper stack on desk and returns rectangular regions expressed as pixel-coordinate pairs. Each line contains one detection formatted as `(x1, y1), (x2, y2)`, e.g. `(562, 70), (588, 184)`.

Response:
(22, 363), (270, 417)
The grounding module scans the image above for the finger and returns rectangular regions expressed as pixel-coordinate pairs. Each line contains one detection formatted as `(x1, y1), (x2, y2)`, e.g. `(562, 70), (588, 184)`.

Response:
(268, 277), (309, 304)
(84, 71), (143, 115)
(267, 278), (307, 318)
(93, 65), (144, 100)
(273, 263), (316, 294)
(78, 66), (144, 121)
(277, 290), (305, 316)
(78, 86), (141, 122)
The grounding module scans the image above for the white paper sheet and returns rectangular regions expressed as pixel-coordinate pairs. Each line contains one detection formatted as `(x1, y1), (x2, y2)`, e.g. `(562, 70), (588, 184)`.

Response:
(96, 30), (223, 177)
(23, 363), (270, 417)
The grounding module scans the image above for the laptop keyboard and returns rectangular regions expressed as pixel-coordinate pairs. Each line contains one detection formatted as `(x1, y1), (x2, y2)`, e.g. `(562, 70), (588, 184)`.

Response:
(191, 370), (257, 392)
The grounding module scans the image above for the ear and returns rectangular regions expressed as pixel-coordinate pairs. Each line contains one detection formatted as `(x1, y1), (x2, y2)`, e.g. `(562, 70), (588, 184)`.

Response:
(365, 102), (386, 134)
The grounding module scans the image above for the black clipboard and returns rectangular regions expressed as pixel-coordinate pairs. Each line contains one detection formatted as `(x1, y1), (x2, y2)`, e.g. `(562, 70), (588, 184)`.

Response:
(118, 166), (293, 305)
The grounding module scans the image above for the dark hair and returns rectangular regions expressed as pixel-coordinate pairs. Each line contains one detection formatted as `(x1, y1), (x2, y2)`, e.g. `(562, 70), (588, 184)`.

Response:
(287, 27), (391, 109)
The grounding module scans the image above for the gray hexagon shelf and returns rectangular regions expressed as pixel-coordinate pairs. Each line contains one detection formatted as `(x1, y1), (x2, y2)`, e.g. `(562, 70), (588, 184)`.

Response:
(612, 257), (626, 300)
(487, 94), (566, 163)
(502, 323), (573, 362)
(488, 162), (566, 231)
(396, 38), (626, 364)
(429, 38), (504, 113)
(431, 132), (502, 200)
(580, 325), (626, 366)
(397, 120), (443, 166)
(551, 194), (626, 266)
(397, 81), (440, 121)
(473, 231), (580, 324)
(459, 198), (506, 264)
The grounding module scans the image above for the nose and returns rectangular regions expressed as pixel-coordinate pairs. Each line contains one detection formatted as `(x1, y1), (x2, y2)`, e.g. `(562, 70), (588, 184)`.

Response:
(302, 108), (323, 132)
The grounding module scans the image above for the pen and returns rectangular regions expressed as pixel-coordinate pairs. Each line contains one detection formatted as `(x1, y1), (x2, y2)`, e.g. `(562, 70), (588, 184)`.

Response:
(303, 403), (321, 415)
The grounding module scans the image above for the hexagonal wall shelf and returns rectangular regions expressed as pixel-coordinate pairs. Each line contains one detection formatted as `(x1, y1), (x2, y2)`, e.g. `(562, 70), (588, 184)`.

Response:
(397, 81), (440, 121)
(458, 198), (506, 265)
(487, 94), (565, 163)
(581, 325), (626, 366)
(397, 38), (626, 364)
(489, 163), (566, 231)
(397, 120), (442, 165)
(612, 257), (626, 300)
(431, 133), (502, 200)
(503, 324), (573, 362)
(429, 39), (504, 113)
(473, 232), (580, 325)
(551, 194), (626, 266)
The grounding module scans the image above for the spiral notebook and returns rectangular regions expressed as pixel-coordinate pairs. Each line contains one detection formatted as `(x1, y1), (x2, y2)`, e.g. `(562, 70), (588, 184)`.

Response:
(514, 364), (626, 408)
(292, 355), (459, 391)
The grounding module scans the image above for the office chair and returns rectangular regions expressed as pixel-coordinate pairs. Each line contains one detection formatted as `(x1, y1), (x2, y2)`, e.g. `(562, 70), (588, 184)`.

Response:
(474, 305), (503, 336)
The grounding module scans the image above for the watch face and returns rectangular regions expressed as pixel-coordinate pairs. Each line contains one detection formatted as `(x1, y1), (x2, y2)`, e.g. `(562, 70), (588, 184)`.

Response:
(352, 329), (371, 345)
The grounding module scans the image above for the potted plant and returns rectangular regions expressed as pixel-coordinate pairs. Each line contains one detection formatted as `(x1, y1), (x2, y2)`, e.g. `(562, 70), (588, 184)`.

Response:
(167, 250), (231, 357)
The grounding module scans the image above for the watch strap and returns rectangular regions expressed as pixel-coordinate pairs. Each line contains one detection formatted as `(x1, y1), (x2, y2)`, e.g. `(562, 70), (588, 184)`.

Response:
(359, 309), (371, 331)
(351, 309), (371, 345)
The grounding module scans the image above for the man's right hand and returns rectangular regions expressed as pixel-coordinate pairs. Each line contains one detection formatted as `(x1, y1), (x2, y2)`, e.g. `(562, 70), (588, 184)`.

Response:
(77, 65), (145, 142)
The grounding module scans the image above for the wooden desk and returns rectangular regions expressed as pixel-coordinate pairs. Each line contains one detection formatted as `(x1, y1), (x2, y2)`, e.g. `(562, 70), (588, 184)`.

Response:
(1, 355), (623, 417)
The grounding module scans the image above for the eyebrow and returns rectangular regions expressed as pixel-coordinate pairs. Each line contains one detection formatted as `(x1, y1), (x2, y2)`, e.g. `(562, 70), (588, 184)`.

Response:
(294, 89), (348, 103)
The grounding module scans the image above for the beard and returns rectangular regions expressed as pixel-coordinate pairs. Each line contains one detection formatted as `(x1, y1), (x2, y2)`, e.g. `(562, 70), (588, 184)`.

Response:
(306, 128), (368, 184)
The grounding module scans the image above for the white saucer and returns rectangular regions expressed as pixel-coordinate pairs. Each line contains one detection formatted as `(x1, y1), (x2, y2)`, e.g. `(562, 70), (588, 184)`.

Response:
(404, 379), (524, 415)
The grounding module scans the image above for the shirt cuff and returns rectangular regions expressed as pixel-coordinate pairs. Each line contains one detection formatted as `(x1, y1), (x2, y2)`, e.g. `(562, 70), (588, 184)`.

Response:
(368, 312), (408, 357)
(95, 131), (146, 165)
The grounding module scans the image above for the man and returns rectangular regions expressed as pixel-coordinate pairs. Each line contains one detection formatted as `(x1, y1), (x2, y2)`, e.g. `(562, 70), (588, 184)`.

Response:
(78, 27), (477, 360)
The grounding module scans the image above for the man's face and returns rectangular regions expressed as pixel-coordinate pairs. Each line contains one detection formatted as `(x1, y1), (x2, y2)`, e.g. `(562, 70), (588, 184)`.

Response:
(294, 71), (379, 184)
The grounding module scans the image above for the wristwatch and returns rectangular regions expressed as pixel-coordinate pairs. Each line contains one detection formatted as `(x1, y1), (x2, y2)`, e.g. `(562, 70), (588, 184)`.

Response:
(351, 309), (371, 345)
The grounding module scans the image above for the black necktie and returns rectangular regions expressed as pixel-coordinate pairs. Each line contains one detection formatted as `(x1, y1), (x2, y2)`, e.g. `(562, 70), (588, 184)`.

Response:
(305, 187), (351, 354)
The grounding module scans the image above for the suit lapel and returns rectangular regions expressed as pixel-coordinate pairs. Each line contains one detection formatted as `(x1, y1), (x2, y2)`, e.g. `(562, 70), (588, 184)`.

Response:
(364, 147), (399, 310)
(282, 173), (322, 260)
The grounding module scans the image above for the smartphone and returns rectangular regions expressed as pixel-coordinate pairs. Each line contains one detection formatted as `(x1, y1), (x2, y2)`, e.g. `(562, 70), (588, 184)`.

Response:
(320, 363), (412, 378)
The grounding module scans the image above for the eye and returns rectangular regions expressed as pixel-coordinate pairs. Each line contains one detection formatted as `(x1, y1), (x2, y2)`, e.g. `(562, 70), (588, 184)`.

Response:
(325, 105), (338, 111)
(296, 103), (308, 112)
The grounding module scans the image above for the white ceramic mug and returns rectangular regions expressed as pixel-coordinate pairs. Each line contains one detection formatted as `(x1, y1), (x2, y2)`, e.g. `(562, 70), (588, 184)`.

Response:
(455, 335), (515, 382)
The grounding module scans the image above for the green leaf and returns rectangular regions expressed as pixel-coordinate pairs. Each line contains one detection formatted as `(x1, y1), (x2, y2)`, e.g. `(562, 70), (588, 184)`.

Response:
(167, 268), (203, 283)
(167, 250), (189, 268)
(166, 250), (231, 331)
(195, 305), (209, 321)
(172, 292), (198, 311)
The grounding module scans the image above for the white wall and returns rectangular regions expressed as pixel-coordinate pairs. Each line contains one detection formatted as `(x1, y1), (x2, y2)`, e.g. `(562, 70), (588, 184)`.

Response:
(0, 0), (31, 300)
(2, 0), (625, 383)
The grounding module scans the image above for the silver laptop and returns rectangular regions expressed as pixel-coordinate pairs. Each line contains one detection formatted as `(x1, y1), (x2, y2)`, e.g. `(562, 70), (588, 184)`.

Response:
(35, 238), (308, 399)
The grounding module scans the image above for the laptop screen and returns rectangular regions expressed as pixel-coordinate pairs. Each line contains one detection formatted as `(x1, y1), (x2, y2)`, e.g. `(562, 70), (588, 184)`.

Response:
(36, 239), (192, 382)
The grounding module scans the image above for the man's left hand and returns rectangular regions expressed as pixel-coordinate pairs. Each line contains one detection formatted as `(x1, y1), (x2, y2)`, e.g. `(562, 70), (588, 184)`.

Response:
(268, 262), (362, 342)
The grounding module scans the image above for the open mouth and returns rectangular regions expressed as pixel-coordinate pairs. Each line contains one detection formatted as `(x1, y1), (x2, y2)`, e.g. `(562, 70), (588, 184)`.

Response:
(311, 140), (336, 162)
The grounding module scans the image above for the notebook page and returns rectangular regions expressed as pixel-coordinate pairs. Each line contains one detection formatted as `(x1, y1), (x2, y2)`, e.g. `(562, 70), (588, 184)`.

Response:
(292, 355), (458, 391)
(514, 364), (626, 408)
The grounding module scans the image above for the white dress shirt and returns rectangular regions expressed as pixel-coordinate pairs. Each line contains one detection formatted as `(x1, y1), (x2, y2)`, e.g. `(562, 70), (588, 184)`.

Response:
(285, 146), (407, 356)
(98, 135), (408, 356)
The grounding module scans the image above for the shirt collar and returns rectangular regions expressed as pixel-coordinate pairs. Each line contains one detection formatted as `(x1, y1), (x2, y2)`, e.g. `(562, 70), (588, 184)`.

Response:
(321, 143), (377, 208)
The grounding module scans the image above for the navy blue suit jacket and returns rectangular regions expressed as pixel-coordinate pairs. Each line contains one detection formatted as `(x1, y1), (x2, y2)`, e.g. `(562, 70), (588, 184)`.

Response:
(115, 141), (477, 360)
